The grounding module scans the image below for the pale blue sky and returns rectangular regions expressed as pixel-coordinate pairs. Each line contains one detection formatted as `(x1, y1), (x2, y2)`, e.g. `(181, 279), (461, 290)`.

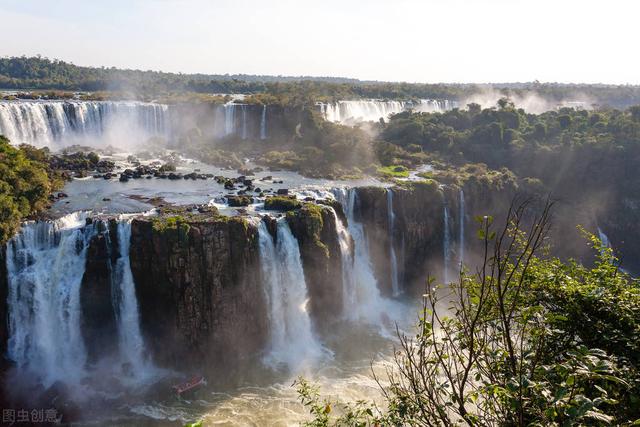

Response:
(1, 0), (637, 83)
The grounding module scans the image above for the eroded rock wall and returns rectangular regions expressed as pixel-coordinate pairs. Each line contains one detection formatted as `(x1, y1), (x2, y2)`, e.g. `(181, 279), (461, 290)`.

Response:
(286, 205), (343, 327)
(129, 217), (267, 374)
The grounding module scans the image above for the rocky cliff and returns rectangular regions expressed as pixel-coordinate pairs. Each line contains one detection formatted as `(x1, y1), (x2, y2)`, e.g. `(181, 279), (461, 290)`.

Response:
(128, 215), (267, 375)
(80, 220), (118, 363)
(286, 204), (343, 326)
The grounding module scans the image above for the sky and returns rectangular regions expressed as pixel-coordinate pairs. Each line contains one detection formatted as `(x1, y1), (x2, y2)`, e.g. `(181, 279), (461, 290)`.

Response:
(0, 0), (638, 84)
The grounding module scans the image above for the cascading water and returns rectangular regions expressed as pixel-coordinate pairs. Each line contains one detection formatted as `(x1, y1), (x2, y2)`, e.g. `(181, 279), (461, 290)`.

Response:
(241, 105), (248, 140)
(111, 219), (149, 377)
(0, 100), (170, 147)
(258, 219), (324, 370)
(224, 103), (236, 136)
(443, 203), (452, 284)
(387, 189), (400, 296)
(6, 212), (94, 386)
(332, 188), (395, 325)
(598, 227), (612, 248)
(260, 105), (267, 140)
(458, 189), (465, 268)
(320, 99), (456, 123)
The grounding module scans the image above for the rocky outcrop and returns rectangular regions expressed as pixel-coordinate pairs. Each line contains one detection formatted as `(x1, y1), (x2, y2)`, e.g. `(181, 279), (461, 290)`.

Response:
(286, 204), (343, 325)
(129, 215), (267, 375)
(80, 221), (118, 362)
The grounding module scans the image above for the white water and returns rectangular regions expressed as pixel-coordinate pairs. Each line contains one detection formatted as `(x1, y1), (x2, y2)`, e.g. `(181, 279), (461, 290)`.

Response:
(459, 189), (465, 268)
(241, 105), (248, 140)
(598, 227), (612, 248)
(224, 103), (236, 136)
(387, 189), (400, 296)
(333, 188), (398, 327)
(111, 219), (150, 379)
(258, 219), (324, 370)
(6, 212), (93, 386)
(320, 99), (456, 123)
(0, 100), (169, 148)
(260, 105), (267, 139)
(443, 204), (452, 284)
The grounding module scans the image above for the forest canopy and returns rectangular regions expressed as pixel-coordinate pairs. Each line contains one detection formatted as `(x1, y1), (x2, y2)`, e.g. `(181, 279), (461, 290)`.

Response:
(5, 56), (640, 107)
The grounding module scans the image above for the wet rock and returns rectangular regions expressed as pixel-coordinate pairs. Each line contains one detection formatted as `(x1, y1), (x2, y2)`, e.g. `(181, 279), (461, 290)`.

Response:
(276, 188), (289, 195)
(80, 227), (118, 362)
(227, 195), (253, 207)
(286, 204), (343, 324)
(129, 216), (267, 374)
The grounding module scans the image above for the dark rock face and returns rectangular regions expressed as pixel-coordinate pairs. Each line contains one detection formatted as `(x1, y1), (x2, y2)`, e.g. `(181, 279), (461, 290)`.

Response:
(353, 182), (520, 296)
(355, 184), (448, 295)
(128, 217), (267, 375)
(80, 225), (118, 362)
(286, 205), (343, 326)
(0, 246), (8, 362)
(352, 187), (394, 295)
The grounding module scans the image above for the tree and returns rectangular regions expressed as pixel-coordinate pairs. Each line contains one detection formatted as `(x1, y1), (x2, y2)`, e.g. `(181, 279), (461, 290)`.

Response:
(297, 199), (636, 425)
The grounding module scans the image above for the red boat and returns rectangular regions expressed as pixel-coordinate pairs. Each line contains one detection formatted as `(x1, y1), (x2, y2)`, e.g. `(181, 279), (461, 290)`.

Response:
(172, 376), (207, 396)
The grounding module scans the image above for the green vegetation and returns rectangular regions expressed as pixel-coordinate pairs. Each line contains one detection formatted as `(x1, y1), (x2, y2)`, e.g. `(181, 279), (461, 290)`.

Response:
(7, 56), (640, 108)
(263, 196), (302, 211)
(0, 137), (61, 244)
(297, 201), (640, 425)
(376, 164), (409, 178)
(286, 203), (329, 259)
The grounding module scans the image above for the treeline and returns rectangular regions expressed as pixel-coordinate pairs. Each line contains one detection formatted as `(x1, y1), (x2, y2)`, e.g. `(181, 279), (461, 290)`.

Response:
(380, 101), (640, 196)
(6, 56), (640, 108)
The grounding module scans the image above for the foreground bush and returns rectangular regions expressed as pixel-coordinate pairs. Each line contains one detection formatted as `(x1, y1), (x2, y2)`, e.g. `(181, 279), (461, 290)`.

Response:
(297, 199), (640, 426)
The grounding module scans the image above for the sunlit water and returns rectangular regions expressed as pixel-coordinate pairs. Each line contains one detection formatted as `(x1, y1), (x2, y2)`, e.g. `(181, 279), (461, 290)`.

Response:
(124, 310), (418, 426)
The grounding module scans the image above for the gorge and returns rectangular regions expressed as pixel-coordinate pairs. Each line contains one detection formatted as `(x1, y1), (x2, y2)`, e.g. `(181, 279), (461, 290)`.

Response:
(0, 94), (636, 425)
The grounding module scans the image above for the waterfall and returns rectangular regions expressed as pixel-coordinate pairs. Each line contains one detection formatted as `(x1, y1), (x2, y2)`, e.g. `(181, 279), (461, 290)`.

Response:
(331, 208), (356, 313)
(333, 188), (391, 324)
(319, 99), (456, 123)
(0, 100), (169, 148)
(258, 219), (323, 369)
(224, 103), (236, 135)
(443, 203), (452, 284)
(387, 189), (400, 296)
(6, 212), (94, 386)
(241, 105), (248, 140)
(260, 105), (267, 140)
(111, 219), (148, 375)
(597, 227), (612, 249)
(458, 189), (465, 268)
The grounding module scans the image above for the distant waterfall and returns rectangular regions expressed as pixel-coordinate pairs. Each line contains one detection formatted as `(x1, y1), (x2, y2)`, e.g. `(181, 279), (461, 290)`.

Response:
(443, 203), (452, 284)
(458, 189), (465, 268)
(412, 99), (457, 113)
(321, 100), (405, 123)
(387, 189), (400, 296)
(0, 100), (170, 148)
(111, 219), (148, 375)
(6, 212), (94, 386)
(319, 99), (456, 123)
(260, 105), (267, 140)
(241, 105), (248, 140)
(333, 188), (389, 324)
(258, 219), (323, 369)
(224, 103), (236, 136)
